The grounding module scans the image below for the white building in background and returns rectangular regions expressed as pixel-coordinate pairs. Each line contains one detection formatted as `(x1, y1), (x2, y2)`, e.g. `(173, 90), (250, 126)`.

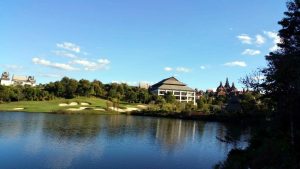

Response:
(0, 72), (12, 86)
(150, 77), (196, 105)
(139, 82), (150, 89)
(12, 75), (36, 86)
(0, 72), (36, 86)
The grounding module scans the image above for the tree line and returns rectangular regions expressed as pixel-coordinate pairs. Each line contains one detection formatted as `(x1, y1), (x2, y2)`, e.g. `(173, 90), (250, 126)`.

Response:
(0, 77), (152, 103)
(0, 77), (199, 106)
(0, 76), (265, 116)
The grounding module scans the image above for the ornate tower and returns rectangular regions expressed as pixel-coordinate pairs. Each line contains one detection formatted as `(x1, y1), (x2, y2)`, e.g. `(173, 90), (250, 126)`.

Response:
(231, 82), (237, 91)
(217, 81), (224, 92)
(224, 77), (230, 89)
(1, 72), (10, 80)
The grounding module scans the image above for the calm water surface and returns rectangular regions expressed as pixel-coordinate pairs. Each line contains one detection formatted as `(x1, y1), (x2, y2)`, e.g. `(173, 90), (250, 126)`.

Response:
(0, 112), (250, 169)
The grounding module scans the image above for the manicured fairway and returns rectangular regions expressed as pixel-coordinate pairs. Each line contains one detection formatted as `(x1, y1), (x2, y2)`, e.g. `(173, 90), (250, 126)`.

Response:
(0, 97), (139, 113)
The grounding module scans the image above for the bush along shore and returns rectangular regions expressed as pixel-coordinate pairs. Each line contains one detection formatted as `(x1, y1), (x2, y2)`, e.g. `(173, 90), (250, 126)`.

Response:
(130, 110), (266, 123)
(128, 91), (269, 123)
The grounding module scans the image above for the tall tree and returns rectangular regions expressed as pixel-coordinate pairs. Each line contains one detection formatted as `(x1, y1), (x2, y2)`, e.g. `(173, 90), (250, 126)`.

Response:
(60, 77), (78, 98)
(262, 0), (300, 146)
(77, 79), (91, 97)
(91, 80), (105, 97)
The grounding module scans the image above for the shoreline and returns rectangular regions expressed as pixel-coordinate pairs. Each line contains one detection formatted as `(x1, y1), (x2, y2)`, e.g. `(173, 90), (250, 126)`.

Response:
(0, 109), (121, 115)
(0, 98), (265, 123)
(0, 109), (265, 124)
(130, 111), (265, 123)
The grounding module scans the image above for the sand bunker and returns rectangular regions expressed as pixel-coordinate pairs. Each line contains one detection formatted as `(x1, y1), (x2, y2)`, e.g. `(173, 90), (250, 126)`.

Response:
(67, 107), (87, 111)
(66, 106), (105, 111)
(94, 108), (105, 111)
(13, 108), (24, 110)
(59, 102), (78, 106)
(125, 107), (139, 111)
(137, 105), (147, 109)
(109, 107), (140, 112)
(69, 102), (78, 106)
(109, 107), (125, 112)
(80, 102), (90, 106)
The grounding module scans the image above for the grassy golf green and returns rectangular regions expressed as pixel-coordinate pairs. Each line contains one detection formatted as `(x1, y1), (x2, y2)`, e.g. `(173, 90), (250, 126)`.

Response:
(0, 97), (141, 113)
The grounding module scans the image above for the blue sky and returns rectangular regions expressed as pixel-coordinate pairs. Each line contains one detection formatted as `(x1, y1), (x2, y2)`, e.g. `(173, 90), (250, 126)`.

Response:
(0, 0), (286, 90)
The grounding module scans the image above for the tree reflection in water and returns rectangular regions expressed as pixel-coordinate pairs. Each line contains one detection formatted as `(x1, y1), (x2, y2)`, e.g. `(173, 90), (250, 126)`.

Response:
(0, 112), (250, 169)
(0, 112), (250, 151)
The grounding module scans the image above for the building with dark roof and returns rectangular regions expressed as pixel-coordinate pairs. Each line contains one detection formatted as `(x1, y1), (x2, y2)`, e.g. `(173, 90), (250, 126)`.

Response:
(150, 77), (196, 105)
(216, 78), (238, 96)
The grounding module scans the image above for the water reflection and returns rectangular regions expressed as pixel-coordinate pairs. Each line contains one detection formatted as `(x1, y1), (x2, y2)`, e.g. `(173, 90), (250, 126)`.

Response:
(0, 112), (250, 169)
(42, 114), (103, 141)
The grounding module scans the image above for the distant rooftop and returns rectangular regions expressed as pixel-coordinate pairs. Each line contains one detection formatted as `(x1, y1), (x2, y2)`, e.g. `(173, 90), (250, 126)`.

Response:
(12, 75), (28, 81)
(151, 77), (194, 92)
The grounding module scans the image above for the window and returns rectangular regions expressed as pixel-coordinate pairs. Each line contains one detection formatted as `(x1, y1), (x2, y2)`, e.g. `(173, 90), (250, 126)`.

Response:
(187, 92), (195, 96)
(159, 90), (165, 95)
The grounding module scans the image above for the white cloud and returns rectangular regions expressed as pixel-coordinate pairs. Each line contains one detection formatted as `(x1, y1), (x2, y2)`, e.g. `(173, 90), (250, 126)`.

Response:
(237, 34), (252, 44)
(98, 59), (110, 65)
(264, 31), (281, 51)
(255, 34), (266, 45)
(32, 57), (77, 71)
(164, 66), (191, 73)
(200, 66), (206, 70)
(242, 49), (261, 56)
(73, 60), (97, 67)
(2, 64), (23, 71)
(53, 50), (78, 58)
(164, 67), (173, 71)
(56, 42), (80, 53)
(73, 58), (110, 71)
(176, 67), (191, 73)
(269, 45), (280, 52)
(236, 31), (280, 52)
(224, 61), (247, 67)
(38, 73), (63, 78)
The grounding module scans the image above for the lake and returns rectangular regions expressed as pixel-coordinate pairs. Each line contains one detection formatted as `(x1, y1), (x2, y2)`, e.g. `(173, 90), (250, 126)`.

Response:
(0, 112), (250, 169)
